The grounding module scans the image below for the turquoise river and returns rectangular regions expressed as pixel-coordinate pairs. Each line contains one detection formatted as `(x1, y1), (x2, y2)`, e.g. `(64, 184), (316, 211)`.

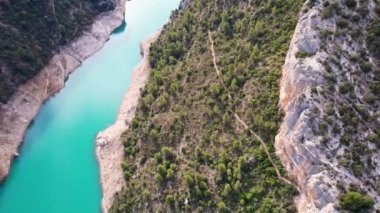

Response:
(0, 0), (180, 212)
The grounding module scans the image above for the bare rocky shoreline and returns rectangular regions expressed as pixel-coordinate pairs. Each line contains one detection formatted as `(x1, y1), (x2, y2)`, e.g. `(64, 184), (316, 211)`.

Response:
(96, 30), (160, 213)
(0, 0), (126, 182)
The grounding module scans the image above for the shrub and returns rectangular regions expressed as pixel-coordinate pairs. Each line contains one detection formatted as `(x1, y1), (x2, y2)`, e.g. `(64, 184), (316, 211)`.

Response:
(210, 83), (222, 97)
(184, 172), (195, 187)
(296, 50), (312, 58)
(369, 81), (380, 94)
(143, 189), (150, 199)
(217, 163), (227, 178)
(158, 92), (169, 108)
(123, 171), (132, 181)
(131, 118), (140, 129)
(358, 6), (369, 17)
(360, 62), (372, 73)
(165, 195), (175, 205)
(368, 133), (380, 148)
(166, 168), (175, 180)
(336, 18), (349, 28)
(364, 93), (376, 104)
(222, 112), (230, 126)
(340, 191), (374, 211)
(217, 202), (230, 213)
(221, 184), (231, 197)
(149, 128), (159, 139)
(339, 82), (354, 94)
(321, 136), (329, 145)
(322, 3), (339, 19)
(221, 21), (231, 36)
(157, 165), (167, 176)
(345, 0), (357, 8)
(351, 14), (361, 22)
(341, 134), (350, 146)
(155, 173), (164, 183)
(162, 147), (174, 159)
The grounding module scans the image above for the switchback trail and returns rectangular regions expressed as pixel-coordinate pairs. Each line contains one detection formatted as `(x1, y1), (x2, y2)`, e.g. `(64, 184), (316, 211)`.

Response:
(208, 30), (296, 188)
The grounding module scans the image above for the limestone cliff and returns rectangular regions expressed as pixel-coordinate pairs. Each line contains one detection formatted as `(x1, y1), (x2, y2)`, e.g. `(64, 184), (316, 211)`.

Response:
(0, 0), (126, 182)
(276, 0), (380, 211)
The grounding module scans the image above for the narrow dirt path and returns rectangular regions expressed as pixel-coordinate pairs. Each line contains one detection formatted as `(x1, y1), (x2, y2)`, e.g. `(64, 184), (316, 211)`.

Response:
(208, 31), (232, 100)
(208, 30), (296, 188)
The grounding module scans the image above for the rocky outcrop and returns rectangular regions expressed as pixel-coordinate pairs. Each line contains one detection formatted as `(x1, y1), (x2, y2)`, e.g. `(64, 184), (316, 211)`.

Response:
(96, 31), (160, 213)
(0, 0), (126, 182)
(276, 0), (380, 212)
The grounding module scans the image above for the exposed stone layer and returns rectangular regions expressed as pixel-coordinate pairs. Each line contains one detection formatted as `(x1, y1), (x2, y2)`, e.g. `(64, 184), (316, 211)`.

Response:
(276, 0), (380, 212)
(0, 0), (126, 182)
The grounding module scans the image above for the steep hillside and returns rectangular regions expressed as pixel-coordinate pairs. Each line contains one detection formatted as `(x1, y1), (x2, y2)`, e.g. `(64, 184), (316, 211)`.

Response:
(0, 0), (126, 182)
(110, 0), (304, 212)
(0, 0), (116, 103)
(277, 0), (380, 211)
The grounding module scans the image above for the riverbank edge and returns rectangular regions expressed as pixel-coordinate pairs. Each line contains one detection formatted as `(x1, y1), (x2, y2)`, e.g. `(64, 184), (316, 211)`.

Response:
(0, 0), (126, 182)
(95, 30), (161, 213)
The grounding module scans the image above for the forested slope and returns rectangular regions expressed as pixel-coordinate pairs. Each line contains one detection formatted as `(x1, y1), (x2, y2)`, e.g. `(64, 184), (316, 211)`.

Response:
(0, 0), (115, 103)
(110, 0), (305, 212)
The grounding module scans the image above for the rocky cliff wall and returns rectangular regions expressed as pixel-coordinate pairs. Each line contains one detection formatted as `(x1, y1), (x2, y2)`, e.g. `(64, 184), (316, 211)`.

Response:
(276, 0), (380, 211)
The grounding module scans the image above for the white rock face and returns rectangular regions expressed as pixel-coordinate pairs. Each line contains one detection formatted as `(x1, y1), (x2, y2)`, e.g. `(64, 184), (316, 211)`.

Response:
(0, 0), (126, 182)
(276, 0), (380, 212)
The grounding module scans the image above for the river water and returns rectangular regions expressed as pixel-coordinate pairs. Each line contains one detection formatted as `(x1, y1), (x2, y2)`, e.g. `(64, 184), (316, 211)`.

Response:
(0, 1), (179, 212)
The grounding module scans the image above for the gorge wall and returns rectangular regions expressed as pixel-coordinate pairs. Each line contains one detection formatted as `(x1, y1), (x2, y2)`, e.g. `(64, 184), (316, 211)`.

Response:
(276, 0), (380, 211)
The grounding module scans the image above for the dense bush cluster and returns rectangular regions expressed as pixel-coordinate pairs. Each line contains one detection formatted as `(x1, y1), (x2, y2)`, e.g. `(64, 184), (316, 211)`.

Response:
(110, 0), (305, 212)
(0, 0), (114, 103)
(339, 191), (375, 211)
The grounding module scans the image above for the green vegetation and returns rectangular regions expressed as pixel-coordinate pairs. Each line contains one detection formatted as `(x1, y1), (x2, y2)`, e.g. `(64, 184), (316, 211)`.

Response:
(345, 0), (357, 9)
(110, 0), (305, 212)
(296, 50), (314, 58)
(339, 191), (374, 212)
(0, 0), (115, 103)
